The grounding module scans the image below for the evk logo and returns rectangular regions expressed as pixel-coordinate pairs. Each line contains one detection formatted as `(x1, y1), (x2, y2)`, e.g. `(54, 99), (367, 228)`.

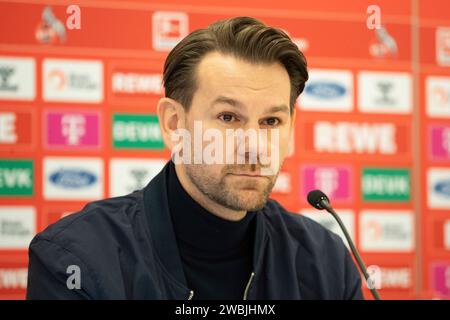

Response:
(300, 209), (354, 249)
(358, 71), (412, 114)
(43, 59), (103, 103)
(301, 165), (352, 202)
(297, 69), (353, 112)
(436, 27), (450, 67)
(362, 168), (410, 202)
(44, 110), (100, 149)
(152, 11), (189, 51)
(429, 125), (450, 160)
(359, 210), (414, 252)
(43, 157), (103, 200)
(0, 159), (33, 196)
(428, 168), (450, 209)
(426, 76), (450, 118)
(0, 206), (36, 249)
(0, 57), (35, 101)
(109, 158), (166, 197)
(112, 113), (164, 150)
(0, 110), (33, 147)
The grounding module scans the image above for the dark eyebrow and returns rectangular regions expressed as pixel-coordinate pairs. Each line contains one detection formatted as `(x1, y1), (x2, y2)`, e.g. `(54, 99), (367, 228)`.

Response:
(211, 96), (290, 115)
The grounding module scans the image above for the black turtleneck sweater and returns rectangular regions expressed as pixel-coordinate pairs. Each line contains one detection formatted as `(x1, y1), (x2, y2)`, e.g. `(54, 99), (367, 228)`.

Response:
(166, 160), (256, 300)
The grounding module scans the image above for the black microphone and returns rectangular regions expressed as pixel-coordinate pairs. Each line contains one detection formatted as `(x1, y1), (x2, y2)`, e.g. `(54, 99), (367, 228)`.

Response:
(307, 189), (381, 300)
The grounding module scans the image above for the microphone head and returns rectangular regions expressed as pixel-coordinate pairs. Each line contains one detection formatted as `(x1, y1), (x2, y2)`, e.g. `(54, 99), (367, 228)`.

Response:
(307, 189), (330, 210)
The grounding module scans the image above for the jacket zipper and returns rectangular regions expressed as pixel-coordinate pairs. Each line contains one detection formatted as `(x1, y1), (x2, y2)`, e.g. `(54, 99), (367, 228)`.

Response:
(243, 272), (255, 300)
(187, 272), (255, 300)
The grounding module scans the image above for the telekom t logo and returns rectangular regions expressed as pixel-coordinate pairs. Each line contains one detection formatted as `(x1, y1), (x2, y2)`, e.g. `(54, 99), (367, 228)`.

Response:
(45, 111), (100, 149)
(61, 114), (86, 145)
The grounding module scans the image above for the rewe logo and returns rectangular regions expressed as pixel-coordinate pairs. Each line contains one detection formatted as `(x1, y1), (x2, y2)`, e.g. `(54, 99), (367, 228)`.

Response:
(0, 111), (32, 146)
(45, 111), (100, 149)
(312, 121), (398, 155)
(112, 72), (163, 95)
(0, 268), (27, 290)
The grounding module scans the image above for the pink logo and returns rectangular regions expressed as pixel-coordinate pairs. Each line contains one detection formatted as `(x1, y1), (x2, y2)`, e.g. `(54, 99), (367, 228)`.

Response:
(45, 111), (100, 149)
(430, 125), (450, 160)
(301, 165), (352, 202)
(431, 263), (450, 297)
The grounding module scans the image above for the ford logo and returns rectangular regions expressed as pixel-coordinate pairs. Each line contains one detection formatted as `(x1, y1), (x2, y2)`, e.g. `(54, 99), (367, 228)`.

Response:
(49, 169), (97, 189)
(435, 180), (450, 197)
(305, 81), (346, 99)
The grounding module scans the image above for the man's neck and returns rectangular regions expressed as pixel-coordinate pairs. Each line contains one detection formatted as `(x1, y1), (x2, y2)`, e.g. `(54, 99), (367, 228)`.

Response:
(174, 164), (247, 222)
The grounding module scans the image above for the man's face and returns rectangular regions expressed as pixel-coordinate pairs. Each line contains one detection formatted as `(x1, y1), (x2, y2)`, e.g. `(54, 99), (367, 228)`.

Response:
(178, 51), (294, 212)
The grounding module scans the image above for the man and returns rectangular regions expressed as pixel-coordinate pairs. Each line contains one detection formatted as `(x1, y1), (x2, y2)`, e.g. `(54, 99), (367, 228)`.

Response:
(27, 16), (363, 300)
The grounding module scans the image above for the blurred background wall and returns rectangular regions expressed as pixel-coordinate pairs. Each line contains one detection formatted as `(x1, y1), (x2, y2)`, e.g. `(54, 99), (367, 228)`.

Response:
(0, 0), (449, 299)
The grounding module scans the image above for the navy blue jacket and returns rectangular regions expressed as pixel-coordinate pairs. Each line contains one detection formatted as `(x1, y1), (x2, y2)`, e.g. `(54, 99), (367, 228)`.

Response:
(26, 161), (364, 300)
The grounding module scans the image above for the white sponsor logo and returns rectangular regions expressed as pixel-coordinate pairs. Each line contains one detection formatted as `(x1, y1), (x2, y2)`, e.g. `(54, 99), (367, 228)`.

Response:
(300, 209), (354, 249)
(360, 210), (414, 252)
(436, 27), (450, 66)
(272, 171), (291, 194)
(0, 268), (28, 290)
(358, 71), (412, 114)
(444, 220), (450, 250)
(152, 11), (189, 51)
(0, 112), (17, 143)
(297, 69), (353, 112)
(426, 76), (450, 118)
(112, 72), (163, 95)
(364, 266), (412, 290)
(0, 56), (35, 101)
(43, 157), (103, 200)
(428, 167), (450, 209)
(0, 206), (35, 249)
(43, 59), (103, 103)
(109, 158), (166, 197)
(314, 121), (397, 154)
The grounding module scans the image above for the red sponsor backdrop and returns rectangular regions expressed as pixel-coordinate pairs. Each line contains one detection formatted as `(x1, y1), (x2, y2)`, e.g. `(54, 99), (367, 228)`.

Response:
(0, 0), (449, 300)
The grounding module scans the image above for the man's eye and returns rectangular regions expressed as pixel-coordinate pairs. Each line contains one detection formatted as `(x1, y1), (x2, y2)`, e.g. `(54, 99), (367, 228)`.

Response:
(218, 113), (237, 123)
(263, 118), (280, 126)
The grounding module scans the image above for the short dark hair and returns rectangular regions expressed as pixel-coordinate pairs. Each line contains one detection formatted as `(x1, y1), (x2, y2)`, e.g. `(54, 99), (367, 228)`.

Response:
(162, 16), (308, 113)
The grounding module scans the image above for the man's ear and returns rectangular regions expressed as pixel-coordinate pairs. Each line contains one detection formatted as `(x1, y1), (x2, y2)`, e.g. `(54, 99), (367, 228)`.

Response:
(156, 97), (185, 151)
